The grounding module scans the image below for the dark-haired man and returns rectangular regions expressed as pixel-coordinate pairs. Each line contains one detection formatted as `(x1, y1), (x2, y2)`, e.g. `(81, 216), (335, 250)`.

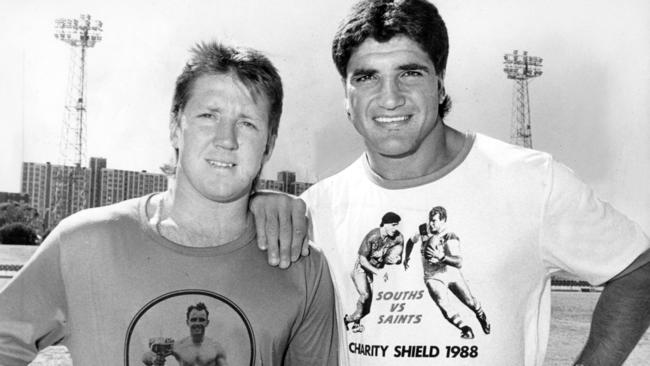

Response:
(253, 0), (650, 365)
(345, 212), (403, 333)
(0, 41), (338, 365)
(143, 302), (228, 366)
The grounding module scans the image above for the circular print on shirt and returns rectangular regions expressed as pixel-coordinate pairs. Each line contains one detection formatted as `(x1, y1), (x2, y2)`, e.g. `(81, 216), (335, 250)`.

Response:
(124, 289), (255, 366)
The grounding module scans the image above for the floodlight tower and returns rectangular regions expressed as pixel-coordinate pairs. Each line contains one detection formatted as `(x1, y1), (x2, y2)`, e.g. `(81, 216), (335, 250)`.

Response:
(503, 50), (543, 148)
(54, 14), (103, 167)
(50, 14), (103, 227)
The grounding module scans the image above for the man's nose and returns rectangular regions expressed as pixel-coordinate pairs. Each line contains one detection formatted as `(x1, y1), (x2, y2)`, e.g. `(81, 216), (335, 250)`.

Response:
(213, 121), (239, 150)
(378, 78), (406, 109)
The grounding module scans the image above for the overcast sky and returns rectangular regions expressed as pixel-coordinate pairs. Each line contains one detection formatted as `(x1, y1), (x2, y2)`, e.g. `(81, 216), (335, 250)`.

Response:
(0, 0), (648, 231)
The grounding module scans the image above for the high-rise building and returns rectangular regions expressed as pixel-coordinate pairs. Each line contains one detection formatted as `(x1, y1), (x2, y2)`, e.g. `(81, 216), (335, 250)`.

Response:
(0, 192), (30, 204)
(21, 162), (55, 226)
(89, 157), (107, 208)
(99, 168), (167, 206)
(21, 158), (168, 230)
(256, 171), (312, 196)
(277, 171), (296, 194)
(292, 182), (313, 196)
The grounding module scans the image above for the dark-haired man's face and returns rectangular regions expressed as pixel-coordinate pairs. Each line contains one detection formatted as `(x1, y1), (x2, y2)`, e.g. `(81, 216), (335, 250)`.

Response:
(344, 35), (444, 160)
(429, 213), (444, 233)
(383, 222), (399, 237)
(187, 308), (209, 337)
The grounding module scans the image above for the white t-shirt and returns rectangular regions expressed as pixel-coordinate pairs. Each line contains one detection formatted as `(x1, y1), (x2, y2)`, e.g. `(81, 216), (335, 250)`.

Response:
(302, 133), (649, 366)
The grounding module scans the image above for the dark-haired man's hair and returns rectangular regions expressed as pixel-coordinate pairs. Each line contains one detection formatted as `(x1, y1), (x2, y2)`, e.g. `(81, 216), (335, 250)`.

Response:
(332, 0), (451, 118)
(186, 302), (209, 320)
(429, 206), (447, 222)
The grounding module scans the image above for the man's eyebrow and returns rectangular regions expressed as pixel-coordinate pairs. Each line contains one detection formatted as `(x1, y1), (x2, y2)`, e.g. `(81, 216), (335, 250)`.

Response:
(350, 68), (377, 78)
(398, 63), (431, 73)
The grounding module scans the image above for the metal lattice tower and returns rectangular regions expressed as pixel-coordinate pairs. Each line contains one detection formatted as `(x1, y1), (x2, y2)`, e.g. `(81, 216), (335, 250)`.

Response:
(503, 50), (543, 148)
(49, 14), (103, 227)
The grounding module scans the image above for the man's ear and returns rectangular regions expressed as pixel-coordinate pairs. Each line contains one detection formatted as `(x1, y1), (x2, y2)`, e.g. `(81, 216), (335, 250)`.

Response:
(341, 77), (353, 121)
(437, 76), (446, 104)
(170, 114), (181, 149)
(263, 134), (277, 163)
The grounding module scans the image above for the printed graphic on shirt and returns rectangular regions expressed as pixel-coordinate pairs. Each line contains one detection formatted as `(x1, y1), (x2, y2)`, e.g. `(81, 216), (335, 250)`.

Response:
(124, 289), (254, 366)
(343, 211), (405, 333)
(343, 207), (491, 362)
(402, 206), (491, 340)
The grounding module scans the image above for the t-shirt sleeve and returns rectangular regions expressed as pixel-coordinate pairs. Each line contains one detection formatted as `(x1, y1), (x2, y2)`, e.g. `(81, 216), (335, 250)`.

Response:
(357, 232), (374, 257)
(284, 249), (339, 365)
(539, 160), (650, 285)
(0, 230), (68, 364)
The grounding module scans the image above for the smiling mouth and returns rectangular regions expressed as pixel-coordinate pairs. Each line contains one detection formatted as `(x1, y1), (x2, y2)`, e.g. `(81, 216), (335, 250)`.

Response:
(206, 159), (236, 168)
(373, 115), (411, 124)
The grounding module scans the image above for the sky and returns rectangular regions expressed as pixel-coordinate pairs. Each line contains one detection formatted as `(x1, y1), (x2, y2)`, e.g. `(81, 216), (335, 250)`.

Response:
(0, 0), (648, 231)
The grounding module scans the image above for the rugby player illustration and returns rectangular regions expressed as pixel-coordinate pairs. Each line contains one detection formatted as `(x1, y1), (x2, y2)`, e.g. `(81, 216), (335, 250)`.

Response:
(403, 206), (491, 339)
(142, 302), (228, 366)
(344, 212), (405, 333)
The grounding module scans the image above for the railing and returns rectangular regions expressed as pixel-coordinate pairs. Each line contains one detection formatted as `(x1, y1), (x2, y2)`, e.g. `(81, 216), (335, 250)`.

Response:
(0, 245), (38, 285)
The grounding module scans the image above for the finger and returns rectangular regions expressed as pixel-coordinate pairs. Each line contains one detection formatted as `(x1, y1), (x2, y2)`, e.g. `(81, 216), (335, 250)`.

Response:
(253, 205), (268, 250)
(301, 236), (310, 257)
(291, 202), (308, 262)
(278, 204), (292, 269)
(265, 209), (281, 266)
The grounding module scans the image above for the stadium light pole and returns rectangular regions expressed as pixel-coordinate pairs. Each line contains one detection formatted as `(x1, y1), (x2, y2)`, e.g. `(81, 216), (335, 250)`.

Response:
(503, 50), (543, 148)
(49, 14), (103, 228)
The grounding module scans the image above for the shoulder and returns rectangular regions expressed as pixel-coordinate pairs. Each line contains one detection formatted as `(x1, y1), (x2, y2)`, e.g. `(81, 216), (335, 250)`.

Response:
(51, 196), (145, 243)
(174, 336), (192, 349)
(366, 227), (381, 239)
(444, 232), (460, 241)
(301, 156), (365, 209)
(287, 245), (333, 285)
(471, 133), (553, 174)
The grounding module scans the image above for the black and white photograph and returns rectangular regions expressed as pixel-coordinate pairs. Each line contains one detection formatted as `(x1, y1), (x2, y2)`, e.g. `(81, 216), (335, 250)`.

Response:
(1, 0), (648, 365)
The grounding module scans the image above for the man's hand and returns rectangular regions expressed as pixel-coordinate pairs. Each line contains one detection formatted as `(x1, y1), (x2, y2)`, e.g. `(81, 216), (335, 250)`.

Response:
(425, 245), (444, 263)
(250, 190), (309, 268)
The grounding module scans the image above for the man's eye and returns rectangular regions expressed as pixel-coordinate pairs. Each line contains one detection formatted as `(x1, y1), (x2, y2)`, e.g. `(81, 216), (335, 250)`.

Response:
(402, 70), (424, 78)
(354, 74), (376, 83)
(198, 113), (217, 119)
(238, 120), (258, 130)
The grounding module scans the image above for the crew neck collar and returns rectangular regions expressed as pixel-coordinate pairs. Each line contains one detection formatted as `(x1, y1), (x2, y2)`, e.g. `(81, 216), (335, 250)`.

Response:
(138, 193), (256, 257)
(362, 132), (475, 190)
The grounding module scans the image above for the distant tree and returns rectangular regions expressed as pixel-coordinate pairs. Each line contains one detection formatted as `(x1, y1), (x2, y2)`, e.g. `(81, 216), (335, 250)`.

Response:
(0, 202), (41, 232)
(0, 222), (39, 245)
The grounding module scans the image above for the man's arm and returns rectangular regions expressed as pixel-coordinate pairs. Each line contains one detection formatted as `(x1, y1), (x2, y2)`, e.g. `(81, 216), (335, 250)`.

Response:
(0, 233), (67, 365)
(574, 256), (650, 366)
(357, 254), (380, 275)
(249, 191), (309, 268)
(284, 251), (339, 365)
(403, 234), (420, 269)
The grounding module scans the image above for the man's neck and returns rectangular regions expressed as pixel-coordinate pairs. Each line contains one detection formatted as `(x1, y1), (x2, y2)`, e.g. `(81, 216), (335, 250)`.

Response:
(149, 187), (250, 248)
(367, 124), (466, 181)
(191, 334), (204, 345)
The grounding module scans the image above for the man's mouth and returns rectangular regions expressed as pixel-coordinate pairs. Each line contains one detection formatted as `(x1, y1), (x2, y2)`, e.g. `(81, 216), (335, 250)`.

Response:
(206, 159), (236, 168)
(373, 115), (411, 124)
